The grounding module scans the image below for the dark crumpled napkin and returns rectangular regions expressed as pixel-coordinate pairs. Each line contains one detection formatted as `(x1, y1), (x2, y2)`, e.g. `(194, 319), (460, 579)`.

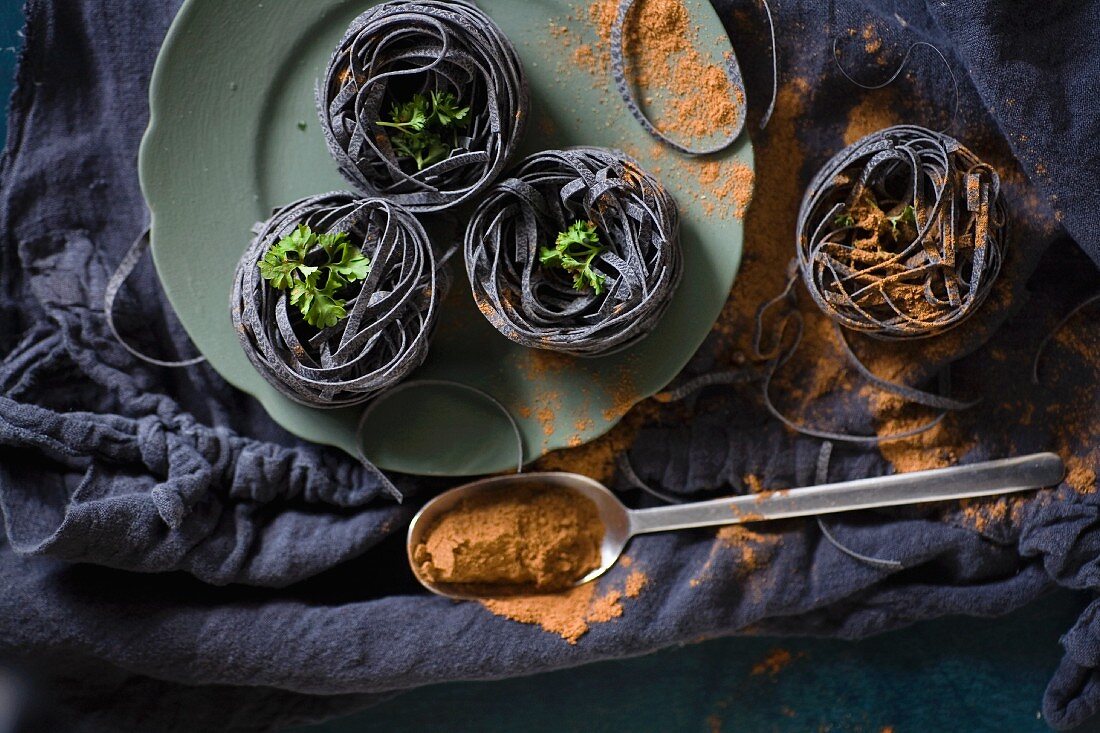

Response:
(1, 0), (1098, 731)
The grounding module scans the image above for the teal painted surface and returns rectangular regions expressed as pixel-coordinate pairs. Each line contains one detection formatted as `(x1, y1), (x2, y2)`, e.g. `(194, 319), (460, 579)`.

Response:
(2, 6), (1097, 733)
(0, 0), (21, 143)
(299, 590), (1097, 733)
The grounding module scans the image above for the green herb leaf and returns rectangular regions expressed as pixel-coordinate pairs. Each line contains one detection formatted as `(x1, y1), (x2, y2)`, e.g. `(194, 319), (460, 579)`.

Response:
(887, 205), (916, 234)
(431, 91), (469, 128)
(538, 247), (562, 268)
(257, 225), (371, 329)
(260, 225), (315, 289)
(259, 249), (301, 290)
(418, 132), (450, 169)
(304, 273), (348, 329)
(330, 240), (371, 283)
(391, 132), (422, 161)
(382, 91), (470, 170)
(289, 269), (319, 312)
(281, 224), (315, 259)
(316, 230), (349, 257)
(378, 94), (430, 133)
(572, 268), (606, 294)
(556, 220), (601, 250)
(540, 220), (606, 295)
(303, 291), (347, 329)
(833, 213), (855, 228)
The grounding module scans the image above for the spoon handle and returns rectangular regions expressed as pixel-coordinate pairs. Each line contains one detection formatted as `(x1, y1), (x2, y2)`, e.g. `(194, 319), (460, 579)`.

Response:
(627, 452), (1064, 535)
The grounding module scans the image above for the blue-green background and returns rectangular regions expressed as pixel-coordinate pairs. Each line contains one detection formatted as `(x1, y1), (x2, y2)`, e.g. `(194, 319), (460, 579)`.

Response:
(1, 4), (1097, 732)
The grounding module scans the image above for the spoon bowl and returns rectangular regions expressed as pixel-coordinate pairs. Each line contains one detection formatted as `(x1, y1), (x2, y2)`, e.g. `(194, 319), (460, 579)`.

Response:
(407, 452), (1064, 600)
(407, 472), (631, 600)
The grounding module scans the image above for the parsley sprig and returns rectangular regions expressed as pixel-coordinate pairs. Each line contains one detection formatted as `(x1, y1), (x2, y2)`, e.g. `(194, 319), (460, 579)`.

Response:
(886, 204), (916, 235)
(377, 91), (470, 170)
(258, 224), (371, 329)
(832, 203), (916, 236)
(539, 220), (607, 295)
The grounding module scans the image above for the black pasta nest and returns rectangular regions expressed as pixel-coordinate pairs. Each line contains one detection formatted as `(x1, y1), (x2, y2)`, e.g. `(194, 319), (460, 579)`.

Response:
(316, 0), (528, 213)
(464, 147), (682, 356)
(797, 124), (1008, 339)
(231, 192), (443, 407)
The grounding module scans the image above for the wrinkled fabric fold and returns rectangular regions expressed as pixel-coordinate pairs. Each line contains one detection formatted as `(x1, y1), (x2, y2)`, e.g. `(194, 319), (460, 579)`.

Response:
(1, 155), (404, 587)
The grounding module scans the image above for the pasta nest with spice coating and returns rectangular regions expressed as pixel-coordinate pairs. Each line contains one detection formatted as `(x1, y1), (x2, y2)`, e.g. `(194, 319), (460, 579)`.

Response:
(797, 124), (1008, 339)
(464, 147), (682, 357)
(231, 192), (443, 408)
(316, 0), (528, 212)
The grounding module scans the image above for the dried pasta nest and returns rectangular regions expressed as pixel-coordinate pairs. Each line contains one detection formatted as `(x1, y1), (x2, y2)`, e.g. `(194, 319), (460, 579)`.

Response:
(464, 147), (682, 357)
(317, 0), (528, 212)
(797, 124), (1008, 339)
(231, 192), (443, 408)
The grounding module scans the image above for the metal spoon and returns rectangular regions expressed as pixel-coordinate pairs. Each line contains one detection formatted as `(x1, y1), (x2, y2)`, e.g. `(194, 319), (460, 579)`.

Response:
(407, 452), (1064, 599)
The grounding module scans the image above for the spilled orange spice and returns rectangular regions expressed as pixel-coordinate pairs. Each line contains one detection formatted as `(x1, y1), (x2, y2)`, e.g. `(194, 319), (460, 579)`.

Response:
(482, 561), (650, 643)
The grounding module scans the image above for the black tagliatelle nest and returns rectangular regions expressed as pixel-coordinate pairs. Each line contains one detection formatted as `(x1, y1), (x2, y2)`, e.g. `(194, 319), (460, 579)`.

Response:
(231, 192), (443, 408)
(464, 147), (682, 356)
(316, 0), (528, 212)
(797, 124), (1008, 339)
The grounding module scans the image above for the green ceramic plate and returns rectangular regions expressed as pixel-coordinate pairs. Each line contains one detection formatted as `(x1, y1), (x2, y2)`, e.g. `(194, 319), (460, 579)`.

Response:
(140, 0), (753, 476)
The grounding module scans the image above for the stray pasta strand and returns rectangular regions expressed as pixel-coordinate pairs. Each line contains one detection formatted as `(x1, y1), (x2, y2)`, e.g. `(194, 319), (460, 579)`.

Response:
(104, 228), (207, 368)
(832, 37), (960, 133)
(608, 0), (748, 154)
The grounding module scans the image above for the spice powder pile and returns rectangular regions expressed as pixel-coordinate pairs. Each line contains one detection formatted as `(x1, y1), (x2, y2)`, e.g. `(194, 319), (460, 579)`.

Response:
(414, 485), (604, 591)
(584, 0), (742, 141)
(483, 565), (649, 644)
(415, 483), (656, 643)
(546, 0), (754, 220)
